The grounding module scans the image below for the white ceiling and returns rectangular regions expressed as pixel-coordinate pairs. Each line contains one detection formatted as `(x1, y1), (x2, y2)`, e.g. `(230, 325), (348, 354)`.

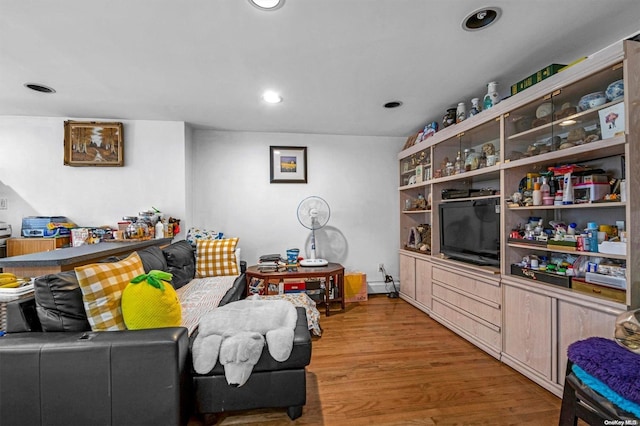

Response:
(1, 0), (640, 138)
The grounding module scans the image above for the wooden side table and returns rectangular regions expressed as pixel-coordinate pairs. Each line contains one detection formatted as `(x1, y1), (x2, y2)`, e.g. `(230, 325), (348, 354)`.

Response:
(245, 263), (345, 316)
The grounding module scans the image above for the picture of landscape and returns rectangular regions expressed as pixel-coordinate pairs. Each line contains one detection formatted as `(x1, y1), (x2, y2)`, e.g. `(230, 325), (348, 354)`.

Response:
(64, 121), (124, 166)
(280, 156), (297, 173)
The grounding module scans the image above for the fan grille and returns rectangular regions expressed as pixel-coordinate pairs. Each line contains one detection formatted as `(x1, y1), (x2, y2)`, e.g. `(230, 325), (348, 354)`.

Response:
(297, 196), (330, 230)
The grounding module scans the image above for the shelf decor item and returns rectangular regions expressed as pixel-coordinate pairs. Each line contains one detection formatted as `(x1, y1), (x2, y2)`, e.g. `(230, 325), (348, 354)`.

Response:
(469, 98), (480, 117)
(578, 91), (607, 111)
(483, 81), (500, 110)
(269, 146), (307, 183)
(442, 108), (456, 128)
(456, 102), (466, 123)
(598, 103), (625, 139)
(63, 121), (124, 167)
(605, 79), (624, 102)
(510, 63), (567, 96)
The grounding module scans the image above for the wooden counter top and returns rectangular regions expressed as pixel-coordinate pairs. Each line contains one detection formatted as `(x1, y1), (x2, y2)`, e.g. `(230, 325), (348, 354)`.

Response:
(0, 238), (173, 277)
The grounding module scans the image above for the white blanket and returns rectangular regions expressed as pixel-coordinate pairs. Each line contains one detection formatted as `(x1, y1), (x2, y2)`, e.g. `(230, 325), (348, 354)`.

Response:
(192, 299), (297, 386)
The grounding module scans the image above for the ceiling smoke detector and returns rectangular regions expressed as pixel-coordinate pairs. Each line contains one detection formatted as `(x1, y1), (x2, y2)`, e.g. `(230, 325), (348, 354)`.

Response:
(249, 0), (284, 11)
(462, 7), (501, 31)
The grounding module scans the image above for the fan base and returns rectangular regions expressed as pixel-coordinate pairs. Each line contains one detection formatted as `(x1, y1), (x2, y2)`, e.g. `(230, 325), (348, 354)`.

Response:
(300, 258), (329, 267)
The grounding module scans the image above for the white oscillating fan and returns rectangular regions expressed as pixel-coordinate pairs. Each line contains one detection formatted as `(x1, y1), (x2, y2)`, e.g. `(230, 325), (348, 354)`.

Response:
(297, 196), (331, 267)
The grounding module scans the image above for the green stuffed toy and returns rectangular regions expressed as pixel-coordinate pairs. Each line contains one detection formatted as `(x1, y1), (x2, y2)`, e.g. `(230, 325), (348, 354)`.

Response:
(121, 270), (182, 330)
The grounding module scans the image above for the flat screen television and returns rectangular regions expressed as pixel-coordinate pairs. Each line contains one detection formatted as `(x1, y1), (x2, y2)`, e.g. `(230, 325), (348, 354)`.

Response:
(439, 198), (500, 267)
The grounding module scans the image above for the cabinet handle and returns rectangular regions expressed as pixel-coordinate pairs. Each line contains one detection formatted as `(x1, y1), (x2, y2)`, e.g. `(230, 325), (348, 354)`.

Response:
(592, 288), (602, 294)
(502, 113), (509, 119)
(543, 93), (552, 101)
(457, 132), (465, 138)
(552, 89), (561, 97)
(613, 63), (623, 71)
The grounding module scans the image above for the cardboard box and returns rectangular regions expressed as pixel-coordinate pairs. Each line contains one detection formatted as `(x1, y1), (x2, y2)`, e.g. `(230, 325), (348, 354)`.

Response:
(345, 272), (368, 303)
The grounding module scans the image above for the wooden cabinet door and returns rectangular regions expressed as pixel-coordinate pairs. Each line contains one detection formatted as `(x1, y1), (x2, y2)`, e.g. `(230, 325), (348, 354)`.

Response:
(415, 258), (432, 310)
(556, 300), (620, 385)
(399, 253), (416, 299)
(503, 284), (553, 379)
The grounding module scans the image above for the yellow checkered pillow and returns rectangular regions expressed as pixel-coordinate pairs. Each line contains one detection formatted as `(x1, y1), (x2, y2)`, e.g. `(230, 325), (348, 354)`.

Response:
(75, 252), (145, 331)
(196, 238), (239, 277)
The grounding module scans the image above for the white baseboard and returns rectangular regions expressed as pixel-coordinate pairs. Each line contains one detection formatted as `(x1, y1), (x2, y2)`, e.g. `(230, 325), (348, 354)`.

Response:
(367, 280), (395, 294)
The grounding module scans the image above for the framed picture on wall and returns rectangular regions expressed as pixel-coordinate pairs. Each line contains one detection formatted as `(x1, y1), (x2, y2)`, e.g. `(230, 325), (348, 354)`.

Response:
(64, 121), (124, 166)
(270, 146), (307, 183)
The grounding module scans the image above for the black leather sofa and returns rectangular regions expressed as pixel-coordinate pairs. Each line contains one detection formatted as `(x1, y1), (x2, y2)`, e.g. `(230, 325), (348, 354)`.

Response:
(0, 240), (312, 426)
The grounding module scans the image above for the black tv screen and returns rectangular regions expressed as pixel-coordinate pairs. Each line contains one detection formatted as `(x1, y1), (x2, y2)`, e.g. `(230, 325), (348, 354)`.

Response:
(439, 198), (500, 266)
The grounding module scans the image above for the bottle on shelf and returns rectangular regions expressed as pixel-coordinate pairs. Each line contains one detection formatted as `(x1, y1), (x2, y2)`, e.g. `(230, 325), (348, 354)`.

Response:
(532, 182), (542, 206)
(155, 220), (164, 240)
(454, 151), (464, 174)
(586, 222), (599, 253)
(540, 176), (551, 199)
(562, 172), (574, 204)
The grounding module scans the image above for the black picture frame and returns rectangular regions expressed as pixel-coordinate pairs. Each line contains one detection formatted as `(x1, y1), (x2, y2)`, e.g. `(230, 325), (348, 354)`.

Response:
(270, 146), (308, 183)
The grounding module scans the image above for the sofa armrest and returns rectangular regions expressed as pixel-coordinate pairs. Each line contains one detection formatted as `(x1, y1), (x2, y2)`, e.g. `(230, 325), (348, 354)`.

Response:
(5, 295), (42, 333)
(0, 327), (191, 426)
(219, 273), (247, 306)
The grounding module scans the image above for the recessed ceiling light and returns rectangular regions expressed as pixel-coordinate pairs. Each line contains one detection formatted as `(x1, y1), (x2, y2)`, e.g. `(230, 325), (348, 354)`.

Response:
(384, 101), (403, 109)
(262, 90), (283, 104)
(24, 83), (56, 93)
(249, 0), (284, 11)
(462, 7), (501, 31)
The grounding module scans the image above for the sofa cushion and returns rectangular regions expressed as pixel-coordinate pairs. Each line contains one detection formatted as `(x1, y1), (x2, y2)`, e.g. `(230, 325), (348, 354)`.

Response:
(162, 240), (196, 289)
(75, 252), (145, 331)
(33, 271), (91, 332)
(122, 271), (182, 330)
(137, 246), (168, 273)
(196, 238), (239, 277)
(186, 227), (222, 247)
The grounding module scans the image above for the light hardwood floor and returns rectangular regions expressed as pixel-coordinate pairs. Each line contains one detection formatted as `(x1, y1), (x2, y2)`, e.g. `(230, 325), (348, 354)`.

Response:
(191, 295), (565, 425)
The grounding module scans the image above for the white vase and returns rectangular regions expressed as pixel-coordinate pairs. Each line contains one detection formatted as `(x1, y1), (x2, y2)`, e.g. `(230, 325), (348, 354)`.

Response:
(483, 81), (500, 110)
(456, 102), (466, 123)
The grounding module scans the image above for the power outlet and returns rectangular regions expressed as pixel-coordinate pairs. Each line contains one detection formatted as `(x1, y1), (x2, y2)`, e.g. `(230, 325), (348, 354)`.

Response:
(0, 198), (7, 210)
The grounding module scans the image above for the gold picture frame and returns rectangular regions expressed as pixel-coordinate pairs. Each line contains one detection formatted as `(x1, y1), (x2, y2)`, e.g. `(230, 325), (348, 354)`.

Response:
(64, 121), (124, 167)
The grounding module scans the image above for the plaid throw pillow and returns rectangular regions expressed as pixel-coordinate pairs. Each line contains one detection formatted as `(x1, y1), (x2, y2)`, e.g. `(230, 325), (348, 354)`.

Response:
(196, 238), (239, 277)
(75, 252), (145, 331)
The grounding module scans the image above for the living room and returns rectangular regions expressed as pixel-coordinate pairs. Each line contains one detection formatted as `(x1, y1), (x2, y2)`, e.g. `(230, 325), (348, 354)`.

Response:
(2, 1), (640, 425)
(1, 2), (640, 287)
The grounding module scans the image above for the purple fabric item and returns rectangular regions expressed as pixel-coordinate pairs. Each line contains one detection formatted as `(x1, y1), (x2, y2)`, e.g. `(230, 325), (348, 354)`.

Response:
(567, 337), (640, 404)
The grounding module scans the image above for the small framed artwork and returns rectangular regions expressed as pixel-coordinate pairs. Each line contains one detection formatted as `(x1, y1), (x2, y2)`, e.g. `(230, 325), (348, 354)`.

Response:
(270, 146), (307, 183)
(64, 121), (124, 167)
(598, 103), (625, 140)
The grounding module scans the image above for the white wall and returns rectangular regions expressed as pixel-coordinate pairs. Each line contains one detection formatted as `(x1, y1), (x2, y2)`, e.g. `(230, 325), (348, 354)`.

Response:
(0, 117), (403, 288)
(0, 116), (188, 236)
(191, 130), (402, 286)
